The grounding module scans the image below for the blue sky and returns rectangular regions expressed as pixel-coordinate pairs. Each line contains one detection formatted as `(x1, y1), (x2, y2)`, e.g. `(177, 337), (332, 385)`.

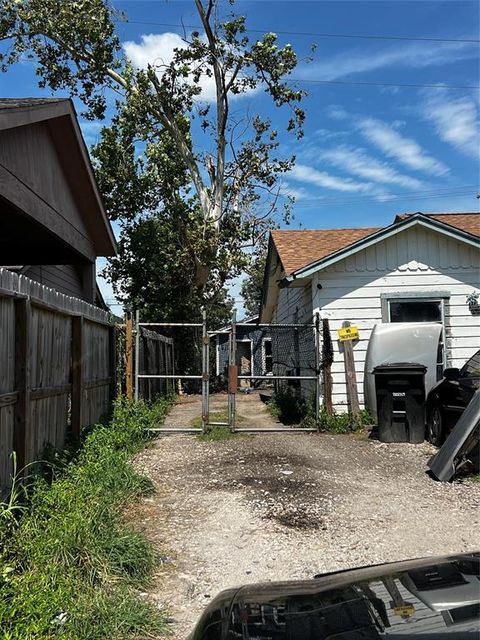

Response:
(1, 0), (479, 311)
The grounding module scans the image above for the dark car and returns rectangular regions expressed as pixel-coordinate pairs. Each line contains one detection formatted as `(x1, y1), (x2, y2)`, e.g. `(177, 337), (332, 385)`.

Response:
(426, 349), (480, 445)
(187, 553), (480, 639)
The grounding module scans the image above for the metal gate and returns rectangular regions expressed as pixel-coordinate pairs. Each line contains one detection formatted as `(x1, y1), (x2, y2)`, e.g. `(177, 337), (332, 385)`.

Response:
(133, 310), (322, 434)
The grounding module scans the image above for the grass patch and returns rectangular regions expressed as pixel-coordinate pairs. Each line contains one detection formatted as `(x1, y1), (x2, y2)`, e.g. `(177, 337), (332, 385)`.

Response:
(191, 411), (247, 441)
(318, 408), (376, 434)
(0, 395), (174, 640)
(190, 410), (245, 429)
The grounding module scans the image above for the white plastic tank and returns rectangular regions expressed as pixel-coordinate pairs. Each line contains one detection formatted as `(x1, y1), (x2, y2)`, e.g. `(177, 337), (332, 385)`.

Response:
(364, 322), (443, 419)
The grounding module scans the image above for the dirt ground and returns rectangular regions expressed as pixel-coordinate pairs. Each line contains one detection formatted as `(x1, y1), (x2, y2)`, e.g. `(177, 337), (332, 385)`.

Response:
(159, 390), (290, 429)
(131, 393), (480, 639)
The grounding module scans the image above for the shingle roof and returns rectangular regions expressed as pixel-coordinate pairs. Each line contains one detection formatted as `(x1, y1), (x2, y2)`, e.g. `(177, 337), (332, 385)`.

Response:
(271, 227), (381, 275)
(0, 98), (68, 110)
(272, 212), (480, 276)
(395, 212), (480, 237)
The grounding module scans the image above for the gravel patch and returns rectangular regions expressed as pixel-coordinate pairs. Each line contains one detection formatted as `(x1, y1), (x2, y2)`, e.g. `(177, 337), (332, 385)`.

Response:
(130, 403), (480, 639)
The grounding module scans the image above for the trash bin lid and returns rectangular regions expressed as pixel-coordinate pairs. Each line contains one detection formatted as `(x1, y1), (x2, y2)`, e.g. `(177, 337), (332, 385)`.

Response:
(373, 362), (427, 374)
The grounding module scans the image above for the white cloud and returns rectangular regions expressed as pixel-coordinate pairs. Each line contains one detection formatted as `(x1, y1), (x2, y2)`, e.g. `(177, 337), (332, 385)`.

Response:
(124, 32), (222, 102)
(319, 146), (425, 190)
(289, 163), (373, 193)
(297, 40), (477, 81)
(324, 105), (348, 121)
(358, 117), (450, 177)
(279, 182), (313, 200)
(124, 32), (256, 103)
(422, 92), (480, 158)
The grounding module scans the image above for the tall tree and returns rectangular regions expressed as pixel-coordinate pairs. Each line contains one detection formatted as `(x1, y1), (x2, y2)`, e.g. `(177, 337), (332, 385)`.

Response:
(0, 0), (307, 298)
(240, 244), (268, 318)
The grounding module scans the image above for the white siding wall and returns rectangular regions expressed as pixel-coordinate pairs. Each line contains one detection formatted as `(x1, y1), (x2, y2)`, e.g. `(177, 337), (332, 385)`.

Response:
(311, 226), (479, 412)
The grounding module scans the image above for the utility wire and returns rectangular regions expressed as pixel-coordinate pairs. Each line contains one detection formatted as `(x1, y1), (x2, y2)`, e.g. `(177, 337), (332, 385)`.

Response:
(113, 19), (480, 44)
(290, 190), (479, 209)
(288, 79), (479, 90)
(281, 184), (480, 203)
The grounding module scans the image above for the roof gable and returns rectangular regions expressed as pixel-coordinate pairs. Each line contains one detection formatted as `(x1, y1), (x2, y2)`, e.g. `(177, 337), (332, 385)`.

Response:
(0, 98), (116, 257)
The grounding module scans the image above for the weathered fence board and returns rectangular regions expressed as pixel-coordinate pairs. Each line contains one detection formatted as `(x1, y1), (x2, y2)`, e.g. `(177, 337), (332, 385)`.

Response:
(138, 326), (174, 400)
(0, 268), (115, 493)
(0, 295), (15, 489)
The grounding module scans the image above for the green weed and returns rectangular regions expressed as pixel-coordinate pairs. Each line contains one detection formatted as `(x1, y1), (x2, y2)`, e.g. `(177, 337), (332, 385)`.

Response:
(0, 395), (174, 639)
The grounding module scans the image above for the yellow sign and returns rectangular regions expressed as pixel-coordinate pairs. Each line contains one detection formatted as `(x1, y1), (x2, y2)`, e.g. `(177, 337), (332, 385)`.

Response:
(337, 326), (359, 341)
(394, 604), (415, 618)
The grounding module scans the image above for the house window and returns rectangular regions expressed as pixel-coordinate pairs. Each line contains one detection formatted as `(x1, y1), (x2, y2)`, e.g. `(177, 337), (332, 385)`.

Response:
(383, 294), (448, 373)
(263, 338), (273, 374)
(388, 299), (443, 323)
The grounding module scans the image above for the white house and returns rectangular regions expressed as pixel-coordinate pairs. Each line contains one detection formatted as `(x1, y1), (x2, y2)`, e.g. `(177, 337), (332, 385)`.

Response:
(260, 212), (480, 411)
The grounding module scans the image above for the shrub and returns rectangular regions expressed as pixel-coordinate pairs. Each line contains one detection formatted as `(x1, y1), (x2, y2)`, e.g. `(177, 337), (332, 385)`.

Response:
(267, 386), (308, 425)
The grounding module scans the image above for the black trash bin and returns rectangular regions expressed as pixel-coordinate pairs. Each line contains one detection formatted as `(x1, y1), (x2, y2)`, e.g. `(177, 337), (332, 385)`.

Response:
(373, 363), (427, 443)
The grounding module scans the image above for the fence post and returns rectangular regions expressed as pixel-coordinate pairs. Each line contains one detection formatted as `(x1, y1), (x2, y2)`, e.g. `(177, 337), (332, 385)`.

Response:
(201, 308), (209, 433)
(71, 315), (84, 441)
(342, 320), (360, 419)
(314, 311), (321, 431)
(13, 298), (31, 475)
(134, 310), (140, 401)
(125, 313), (133, 400)
(108, 323), (117, 404)
(228, 309), (237, 432)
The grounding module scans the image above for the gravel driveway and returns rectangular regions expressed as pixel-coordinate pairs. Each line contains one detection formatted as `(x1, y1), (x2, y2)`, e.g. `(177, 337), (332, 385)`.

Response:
(131, 396), (480, 639)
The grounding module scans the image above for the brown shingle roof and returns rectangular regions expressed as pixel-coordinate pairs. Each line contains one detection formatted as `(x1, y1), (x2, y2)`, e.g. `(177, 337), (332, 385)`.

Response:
(395, 212), (480, 237)
(272, 212), (480, 276)
(271, 227), (381, 275)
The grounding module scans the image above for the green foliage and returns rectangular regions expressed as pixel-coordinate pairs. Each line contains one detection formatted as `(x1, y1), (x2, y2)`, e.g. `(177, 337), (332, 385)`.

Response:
(0, 396), (174, 639)
(240, 244), (268, 318)
(267, 386), (308, 425)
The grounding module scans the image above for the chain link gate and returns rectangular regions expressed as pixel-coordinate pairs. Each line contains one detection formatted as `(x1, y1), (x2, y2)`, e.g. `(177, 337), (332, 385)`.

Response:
(133, 310), (322, 433)
(227, 311), (322, 433)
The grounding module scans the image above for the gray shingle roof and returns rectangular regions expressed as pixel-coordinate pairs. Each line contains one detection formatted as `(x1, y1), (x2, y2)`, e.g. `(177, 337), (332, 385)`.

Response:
(0, 98), (69, 110)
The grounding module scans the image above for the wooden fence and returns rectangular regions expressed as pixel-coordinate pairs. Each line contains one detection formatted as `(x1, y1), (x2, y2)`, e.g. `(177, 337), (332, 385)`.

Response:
(138, 326), (174, 400)
(0, 268), (115, 493)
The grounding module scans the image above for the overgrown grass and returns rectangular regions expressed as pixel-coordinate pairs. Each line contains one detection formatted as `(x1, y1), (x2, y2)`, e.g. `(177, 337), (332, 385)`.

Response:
(0, 395), (174, 640)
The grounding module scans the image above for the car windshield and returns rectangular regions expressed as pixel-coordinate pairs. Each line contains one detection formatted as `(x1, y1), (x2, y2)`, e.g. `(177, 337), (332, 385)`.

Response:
(223, 558), (479, 639)
(461, 351), (480, 380)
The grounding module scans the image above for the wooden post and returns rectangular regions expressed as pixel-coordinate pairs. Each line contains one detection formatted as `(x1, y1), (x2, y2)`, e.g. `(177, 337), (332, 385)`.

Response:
(14, 298), (31, 475)
(125, 314), (133, 400)
(342, 320), (360, 418)
(108, 324), (117, 404)
(71, 316), (84, 440)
